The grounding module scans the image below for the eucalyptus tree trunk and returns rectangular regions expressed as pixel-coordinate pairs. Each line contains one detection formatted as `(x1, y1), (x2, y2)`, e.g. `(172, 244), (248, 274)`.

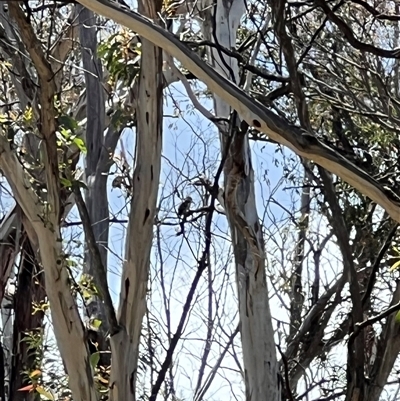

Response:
(288, 175), (310, 343)
(109, 0), (164, 399)
(78, 6), (110, 364)
(199, 1), (281, 400)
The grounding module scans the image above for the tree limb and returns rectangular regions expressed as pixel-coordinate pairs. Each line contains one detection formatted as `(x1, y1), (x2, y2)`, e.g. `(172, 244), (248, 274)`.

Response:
(72, 183), (120, 335)
(75, 0), (400, 223)
(8, 2), (60, 219)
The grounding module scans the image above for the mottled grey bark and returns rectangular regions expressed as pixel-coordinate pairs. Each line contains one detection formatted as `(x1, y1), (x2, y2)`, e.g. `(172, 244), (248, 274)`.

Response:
(288, 173), (310, 343)
(78, 5), (110, 365)
(198, 1), (281, 399)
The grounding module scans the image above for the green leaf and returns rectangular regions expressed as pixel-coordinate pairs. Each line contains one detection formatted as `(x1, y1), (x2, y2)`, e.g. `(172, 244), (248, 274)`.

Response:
(58, 115), (78, 132)
(36, 386), (54, 400)
(82, 289), (92, 300)
(90, 352), (100, 369)
(23, 107), (34, 123)
(60, 177), (72, 188)
(29, 369), (42, 379)
(389, 259), (400, 272)
(395, 311), (400, 324)
(73, 137), (87, 154)
(66, 258), (77, 267)
(92, 319), (102, 330)
(60, 127), (72, 140)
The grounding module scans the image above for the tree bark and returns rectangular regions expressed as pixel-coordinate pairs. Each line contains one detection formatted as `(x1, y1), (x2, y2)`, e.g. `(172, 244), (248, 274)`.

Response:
(78, 5), (110, 367)
(9, 238), (45, 401)
(0, 101), (98, 401)
(199, 1), (281, 399)
(109, 0), (164, 399)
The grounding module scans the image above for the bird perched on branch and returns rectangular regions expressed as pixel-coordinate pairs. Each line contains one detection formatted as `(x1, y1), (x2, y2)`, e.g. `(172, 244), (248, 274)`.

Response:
(176, 196), (192, 236)
(177, 196), (193, 218)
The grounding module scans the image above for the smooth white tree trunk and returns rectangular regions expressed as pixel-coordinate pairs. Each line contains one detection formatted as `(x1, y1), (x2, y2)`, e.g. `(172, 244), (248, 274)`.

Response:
(199, 1), (281, 399)
(109, 1), (164, 399)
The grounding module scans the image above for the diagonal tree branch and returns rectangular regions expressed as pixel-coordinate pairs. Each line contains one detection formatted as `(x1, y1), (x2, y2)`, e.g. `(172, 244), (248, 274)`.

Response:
(8, 2), (60, 219)
(0, 137), (41, 223)
(349, 0), (400, 21)
(75, 0), (400, 223)
(316, 0), (400, 58)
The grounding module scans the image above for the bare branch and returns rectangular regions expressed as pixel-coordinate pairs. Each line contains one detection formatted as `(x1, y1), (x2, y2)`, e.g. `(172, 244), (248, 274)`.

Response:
(316, 0), (400, 58)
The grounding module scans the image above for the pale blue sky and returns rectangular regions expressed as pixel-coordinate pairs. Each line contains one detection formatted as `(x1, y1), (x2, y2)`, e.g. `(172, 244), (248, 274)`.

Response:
(98, 77), (303, 399)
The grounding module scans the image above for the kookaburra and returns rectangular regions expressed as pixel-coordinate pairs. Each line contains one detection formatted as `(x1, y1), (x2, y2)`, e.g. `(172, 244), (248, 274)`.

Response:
(177, 196), (193, 218)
